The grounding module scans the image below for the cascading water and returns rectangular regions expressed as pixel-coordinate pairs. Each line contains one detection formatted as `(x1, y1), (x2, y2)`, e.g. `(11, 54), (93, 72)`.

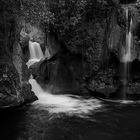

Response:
(121, 8), (133, 99)
(29, 78), (102, 118)
(27, 40), (102, 118)
(29, 41), (44, 59)
(26, 41), (44, 67)
(122, 19), (132, 63)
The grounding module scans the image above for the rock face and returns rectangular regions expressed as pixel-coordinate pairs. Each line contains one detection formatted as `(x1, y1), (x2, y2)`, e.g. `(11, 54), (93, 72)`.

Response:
(29, 48), (89, 95)
(0, 62), (21, 107)
(57, 1), (123, 96)
(0, 60), (37, 107)
(0, 14), (38, 107)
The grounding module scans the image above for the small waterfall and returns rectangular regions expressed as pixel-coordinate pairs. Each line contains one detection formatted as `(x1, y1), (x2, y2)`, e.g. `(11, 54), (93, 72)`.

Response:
(27, 41), (44, 67)
(121, 8), (133, 99)
(29, 78), (102, 118)
(122, 18), (133, 63)
(29, 41), (44, 59)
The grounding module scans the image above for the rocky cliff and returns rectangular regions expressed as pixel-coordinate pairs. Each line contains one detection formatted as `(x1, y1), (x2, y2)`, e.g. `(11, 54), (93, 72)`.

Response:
(0, 2), (38, 108)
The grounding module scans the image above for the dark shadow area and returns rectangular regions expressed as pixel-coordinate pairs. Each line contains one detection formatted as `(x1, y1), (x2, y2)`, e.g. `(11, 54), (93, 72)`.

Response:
(0, 107), (27, 140)
(119, 0), (137, 4)
(131, 58), (140, 82)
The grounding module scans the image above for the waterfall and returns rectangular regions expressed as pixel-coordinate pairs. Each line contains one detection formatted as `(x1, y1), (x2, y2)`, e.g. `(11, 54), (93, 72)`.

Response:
(29, 41), (44, 59)
(121, 8), (133, 99)
(27, 41), (44, 67)
(122, 18), (133, 63)
(29, 78), (102, 118)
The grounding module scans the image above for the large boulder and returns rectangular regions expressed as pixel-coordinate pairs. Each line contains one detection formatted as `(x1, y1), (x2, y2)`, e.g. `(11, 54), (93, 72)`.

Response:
(0, 61), (37, 108)
(29, 50), (89, 95)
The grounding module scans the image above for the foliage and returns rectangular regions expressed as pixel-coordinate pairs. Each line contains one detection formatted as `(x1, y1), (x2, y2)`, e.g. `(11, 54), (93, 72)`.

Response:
(20, 0), (54, 25)
(0, 0), (120, 55)
(0, 0), (119, 31)
(49, 0), (87, 33)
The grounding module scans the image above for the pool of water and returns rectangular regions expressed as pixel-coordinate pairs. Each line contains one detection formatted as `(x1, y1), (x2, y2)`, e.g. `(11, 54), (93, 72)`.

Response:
(0, 99), (140, 140)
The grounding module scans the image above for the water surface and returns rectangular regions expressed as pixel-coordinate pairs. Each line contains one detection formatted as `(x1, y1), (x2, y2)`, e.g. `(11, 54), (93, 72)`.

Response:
(0, 96), (140, 140)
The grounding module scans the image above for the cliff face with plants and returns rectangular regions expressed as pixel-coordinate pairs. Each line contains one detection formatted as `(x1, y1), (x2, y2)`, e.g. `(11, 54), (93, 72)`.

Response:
(28, 0), (126, 95)
(0, 0), (140, 106)
(29, 0), (140, 97)
(0, 0), (38, 107)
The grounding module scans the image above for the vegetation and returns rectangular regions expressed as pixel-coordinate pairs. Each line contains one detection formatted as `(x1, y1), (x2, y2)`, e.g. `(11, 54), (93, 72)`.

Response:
(0, 0), (121, 70)
(0, 0), (119, 32)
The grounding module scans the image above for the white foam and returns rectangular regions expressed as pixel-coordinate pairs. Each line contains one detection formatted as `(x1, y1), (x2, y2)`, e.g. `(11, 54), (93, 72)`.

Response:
(26, 58), (41, 68)
(29, 79), (102, 118)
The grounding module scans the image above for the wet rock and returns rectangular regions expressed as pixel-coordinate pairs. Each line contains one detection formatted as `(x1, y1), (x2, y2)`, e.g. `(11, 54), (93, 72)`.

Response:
(29, 51), (89, 95)
(88, 68), (118, 97)
(0, 93), (21, 107)
(47, 34), (61, 58)
(0, 17), (39, 108)
(127, 82), (140, 94)
(0, 62), (23, 107)
(21, 82), (38, 103)
(0, 62), (38, 108)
